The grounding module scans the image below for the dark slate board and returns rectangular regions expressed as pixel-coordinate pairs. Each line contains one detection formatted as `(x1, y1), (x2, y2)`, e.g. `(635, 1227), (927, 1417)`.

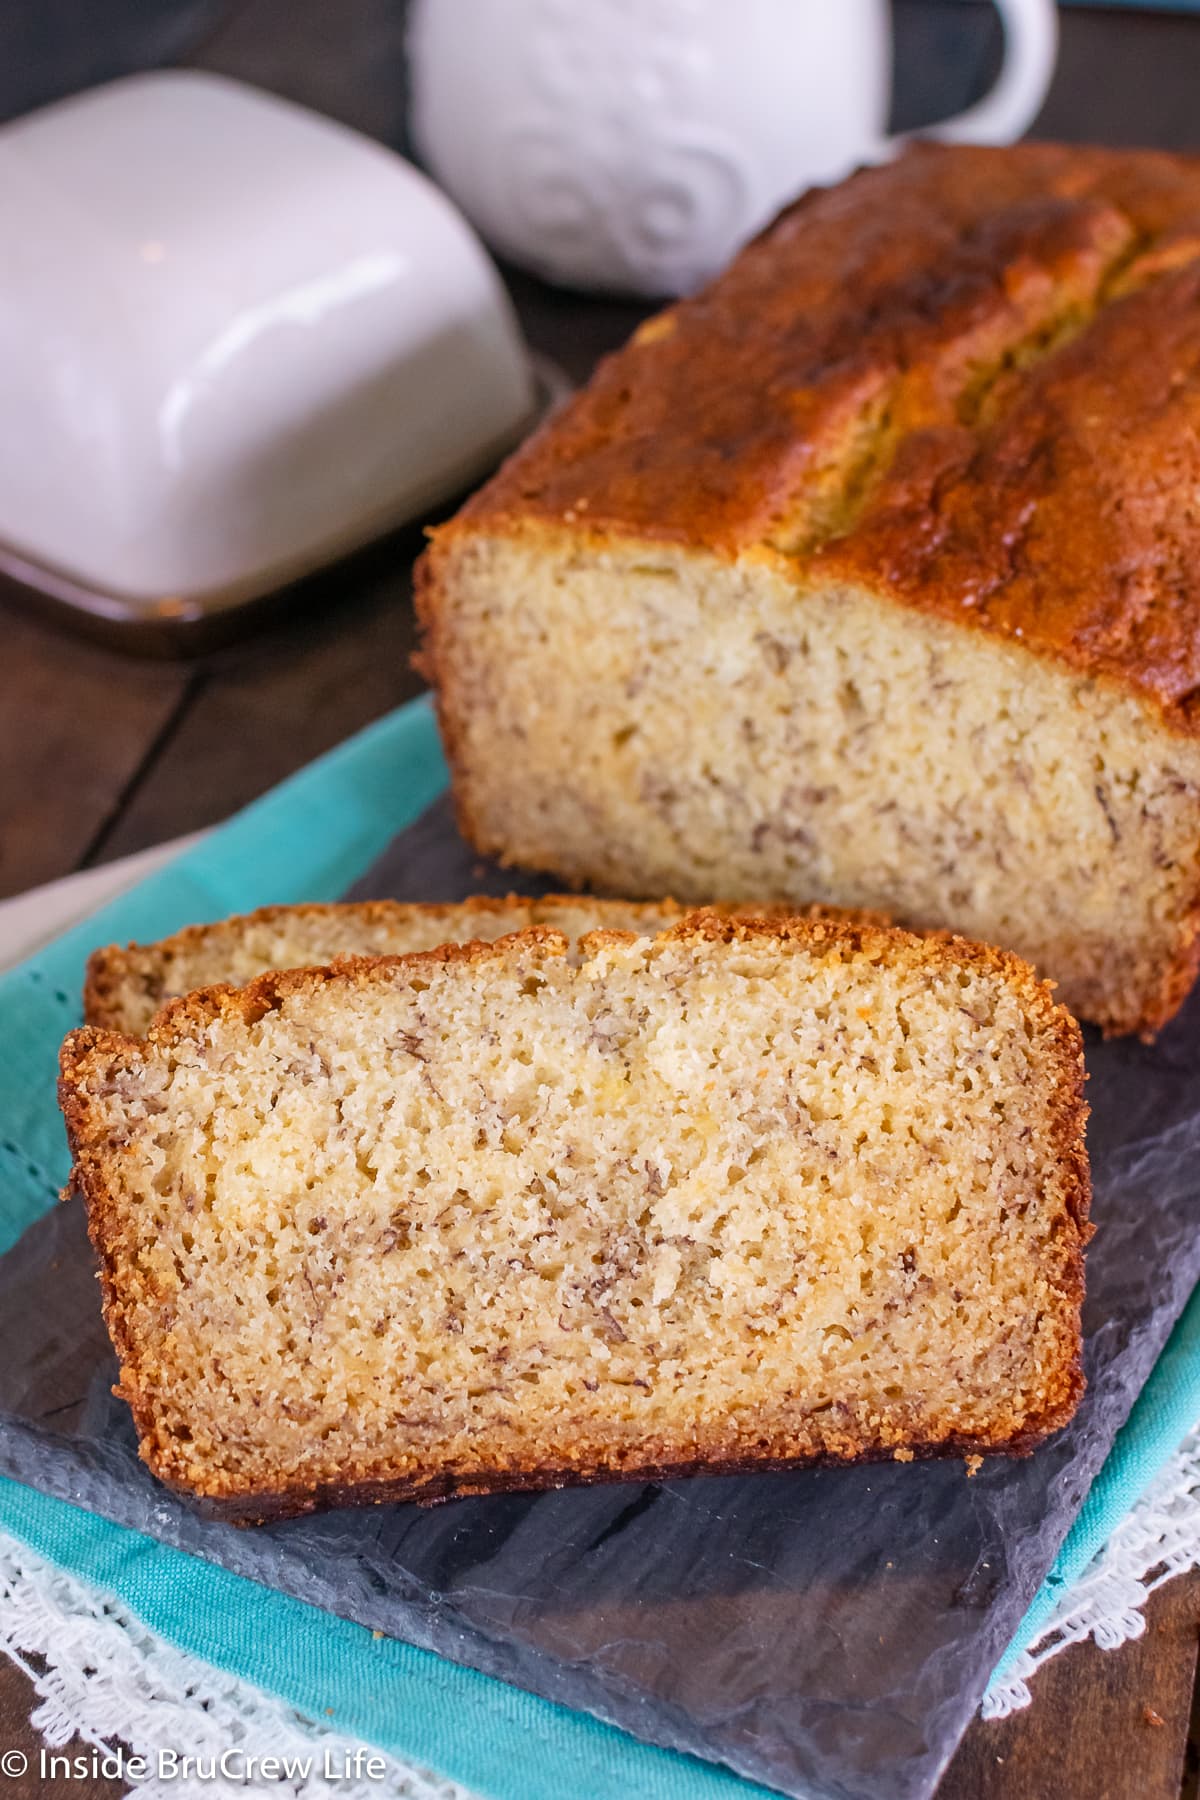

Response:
(2, 793), (1200, 1800)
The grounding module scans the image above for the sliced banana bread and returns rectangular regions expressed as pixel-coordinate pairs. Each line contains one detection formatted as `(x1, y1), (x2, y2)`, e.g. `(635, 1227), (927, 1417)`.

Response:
(60, 913), (1089, 1522)
(84, 895), (867, 1036)
(416, 141), (1200, 1036)
(85, 897), (694, 1036)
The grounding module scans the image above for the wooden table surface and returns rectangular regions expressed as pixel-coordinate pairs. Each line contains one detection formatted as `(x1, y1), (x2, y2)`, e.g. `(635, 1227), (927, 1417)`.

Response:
(2, 6), (1200, 1796)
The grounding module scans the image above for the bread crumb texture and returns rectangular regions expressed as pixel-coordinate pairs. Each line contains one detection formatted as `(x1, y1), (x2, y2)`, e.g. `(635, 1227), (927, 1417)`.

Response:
(427, 538), (1200, 1037)
(61, 916), (1089, 1519)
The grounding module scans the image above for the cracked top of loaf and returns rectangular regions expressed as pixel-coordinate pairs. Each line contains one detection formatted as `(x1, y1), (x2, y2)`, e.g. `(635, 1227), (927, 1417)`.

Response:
(445, 142), (1200, 734)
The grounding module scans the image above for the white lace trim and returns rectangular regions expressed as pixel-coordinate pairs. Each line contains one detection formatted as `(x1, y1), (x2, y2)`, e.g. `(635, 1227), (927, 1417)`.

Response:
(984, 1420), (1200, 1717)
(0, 1534), (474, 1800)
(4, 1431), (1200, 1784)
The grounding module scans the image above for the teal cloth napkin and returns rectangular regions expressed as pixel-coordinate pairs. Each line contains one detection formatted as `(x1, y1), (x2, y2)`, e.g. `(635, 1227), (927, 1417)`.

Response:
(1, 693), (1197, 1793)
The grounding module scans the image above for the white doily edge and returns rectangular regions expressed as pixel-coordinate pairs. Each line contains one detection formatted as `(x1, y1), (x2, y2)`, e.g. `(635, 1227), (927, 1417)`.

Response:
(983, 1419), (1200, 1717)
(4, 1423), (1200, 1790)
(0, 1532), (472, 1800)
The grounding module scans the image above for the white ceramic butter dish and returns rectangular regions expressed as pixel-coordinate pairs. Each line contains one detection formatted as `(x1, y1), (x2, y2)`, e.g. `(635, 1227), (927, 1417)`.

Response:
(0, 71), (542, 648)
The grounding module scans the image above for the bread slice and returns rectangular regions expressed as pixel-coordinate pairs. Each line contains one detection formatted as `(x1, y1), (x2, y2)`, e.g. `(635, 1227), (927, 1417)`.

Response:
(85, 897), (702, 1037)
(84, 895), (875, 1037)
(415, 142), (1200, 1036)
(60, 913), (1089, 1522)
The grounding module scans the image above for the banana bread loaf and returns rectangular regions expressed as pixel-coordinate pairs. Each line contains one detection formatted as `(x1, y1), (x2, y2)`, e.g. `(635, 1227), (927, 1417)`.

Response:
(84, 894), (869, 1036)
(60, 912), (1089, 1522)
(416, 141), (1200, 1036)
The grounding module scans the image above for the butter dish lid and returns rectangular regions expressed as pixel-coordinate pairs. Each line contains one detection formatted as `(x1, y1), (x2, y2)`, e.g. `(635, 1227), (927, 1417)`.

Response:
(0, 71), (539, 625)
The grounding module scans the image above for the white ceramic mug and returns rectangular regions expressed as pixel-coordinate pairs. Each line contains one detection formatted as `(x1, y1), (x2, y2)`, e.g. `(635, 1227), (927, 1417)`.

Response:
(408, 0), (1058, 297)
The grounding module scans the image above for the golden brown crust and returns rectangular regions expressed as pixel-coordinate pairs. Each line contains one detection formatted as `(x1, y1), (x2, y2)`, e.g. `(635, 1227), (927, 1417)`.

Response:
(186, 1419), (1077, 1526)
(412, 551), (486, 853)
(422, 140), (1200, 736)
(60, 911), (1090, 1518)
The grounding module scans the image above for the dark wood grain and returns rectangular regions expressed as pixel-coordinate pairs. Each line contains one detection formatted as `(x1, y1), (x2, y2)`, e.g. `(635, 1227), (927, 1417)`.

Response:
(2, 7), (1200, 1798)
(941, 1572), (1200, 1800)
(90, 543), (428, 866)
(0, 608), (189, 900)
(1034, 7), (1200, 148)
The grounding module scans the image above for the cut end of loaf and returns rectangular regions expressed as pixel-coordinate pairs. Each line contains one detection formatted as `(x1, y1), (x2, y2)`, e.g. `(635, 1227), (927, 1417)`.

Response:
(418, 528), (1200, 1037)
(61, 914), (1089, 1521)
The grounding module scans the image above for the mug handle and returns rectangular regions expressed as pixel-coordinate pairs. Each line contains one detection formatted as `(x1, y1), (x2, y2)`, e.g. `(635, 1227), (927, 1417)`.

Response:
(886, 0), (1058, 150)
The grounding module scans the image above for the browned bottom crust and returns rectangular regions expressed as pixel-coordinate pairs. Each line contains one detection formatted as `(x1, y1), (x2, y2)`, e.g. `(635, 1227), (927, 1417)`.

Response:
(184, 1415), (1076, 1526)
